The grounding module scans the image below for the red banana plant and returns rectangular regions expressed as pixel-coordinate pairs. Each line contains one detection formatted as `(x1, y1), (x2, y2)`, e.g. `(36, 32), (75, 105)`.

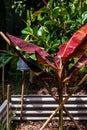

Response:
(1, 24), (87, 130)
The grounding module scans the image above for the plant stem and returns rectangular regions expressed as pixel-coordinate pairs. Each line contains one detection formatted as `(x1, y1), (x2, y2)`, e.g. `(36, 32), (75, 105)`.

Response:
(45, 82), (82, 130)
(40, 74), (87, 130)
(59, 85), (63, 130)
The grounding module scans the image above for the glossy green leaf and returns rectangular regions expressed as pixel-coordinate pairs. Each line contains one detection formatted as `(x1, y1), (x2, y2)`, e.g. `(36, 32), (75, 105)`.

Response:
(52, 43), (59, 49)
(49, 0), (54, 8)
(82, 11), (87, 24)
(44, 20), (57, 26)
(53, 7), (59, 19)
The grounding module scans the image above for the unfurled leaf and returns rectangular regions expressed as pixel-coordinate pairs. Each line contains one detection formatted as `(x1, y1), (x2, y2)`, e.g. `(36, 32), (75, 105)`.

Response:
(57, 24), (87, 63)
(63, 54), (87, 82)
(6, 33), (56, 70)
(7, 34), (49, 56)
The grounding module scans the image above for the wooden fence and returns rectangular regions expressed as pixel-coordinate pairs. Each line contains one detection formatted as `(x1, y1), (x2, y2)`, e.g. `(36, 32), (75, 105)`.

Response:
(0, 100), (11, 130)
(0, 95), (87, 130)
(11, 95), (87, 121)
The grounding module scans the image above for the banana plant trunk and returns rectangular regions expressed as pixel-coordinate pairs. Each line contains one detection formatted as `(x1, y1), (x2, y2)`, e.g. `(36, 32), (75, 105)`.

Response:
(58, 81), (63, 130)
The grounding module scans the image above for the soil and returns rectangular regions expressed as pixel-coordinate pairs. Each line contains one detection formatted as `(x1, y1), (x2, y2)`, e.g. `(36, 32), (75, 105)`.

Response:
(12, 120), (87, 130)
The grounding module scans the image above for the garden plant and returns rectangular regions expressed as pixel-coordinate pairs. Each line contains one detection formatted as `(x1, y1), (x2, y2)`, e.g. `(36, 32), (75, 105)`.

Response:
(0, 0), (87, 130)
(1, 24), (87, 130)
(1, 0), (87, 68)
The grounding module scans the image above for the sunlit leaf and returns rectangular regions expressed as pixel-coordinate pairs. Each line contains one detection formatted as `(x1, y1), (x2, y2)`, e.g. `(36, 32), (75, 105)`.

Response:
(82, 11), (87, 24)
(57, 24), (87, 62)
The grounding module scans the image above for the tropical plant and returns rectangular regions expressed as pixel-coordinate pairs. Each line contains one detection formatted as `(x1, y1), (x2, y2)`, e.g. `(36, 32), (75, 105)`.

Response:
(1, 24), (87, 130)
(19, 0), (87, 58)
(0, 0), (87, 69)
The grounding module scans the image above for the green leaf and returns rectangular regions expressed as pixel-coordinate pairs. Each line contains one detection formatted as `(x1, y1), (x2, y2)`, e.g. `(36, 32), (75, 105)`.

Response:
(49, 0), (53, 8)
(62, 36), (68, 43)
(82, 11), (87, 24)
(21, 28), (29, 35)
(65, 20), (75, 24)
(0, 54), (12, 68)
(53, 7), (59, 19)
(46, 34), (51, 42)
(52, 43), (59, 49)
(44, 20), (57, 26)
(37, 26), (43, 36)
(29, 54), (36, 60)
(21, 27), (33, 35)
(41, 7), (50, 14)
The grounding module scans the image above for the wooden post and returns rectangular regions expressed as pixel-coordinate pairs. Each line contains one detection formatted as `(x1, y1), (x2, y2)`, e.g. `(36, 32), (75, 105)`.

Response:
(7, 84), (10, 130)
(29, 70), (33, 83)
(2, 59), (5, 101)
(20, 70), (25, 121)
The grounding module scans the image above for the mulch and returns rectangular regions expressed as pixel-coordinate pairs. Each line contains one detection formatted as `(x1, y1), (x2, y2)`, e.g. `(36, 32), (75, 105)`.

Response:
(12, 120), (87, 130)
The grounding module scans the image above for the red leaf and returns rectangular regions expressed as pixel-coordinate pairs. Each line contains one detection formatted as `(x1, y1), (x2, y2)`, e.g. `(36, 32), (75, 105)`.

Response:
(6, 34), (48, 56)
(57, 24), (87, 61)
(6, 33), (56, 69)
(57, 43), (66, 58)
(63, 54), (87, 82)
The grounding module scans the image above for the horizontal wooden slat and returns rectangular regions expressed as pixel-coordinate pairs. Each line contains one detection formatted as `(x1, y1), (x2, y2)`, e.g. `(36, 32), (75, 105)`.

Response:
(0, 95), (87, 130)
(11, 95), (87, 121)
(13, 110), (87, 114)
(13, 116), (87, 121)
(0, 100), (7, 113)
(0, 100), (11, 130)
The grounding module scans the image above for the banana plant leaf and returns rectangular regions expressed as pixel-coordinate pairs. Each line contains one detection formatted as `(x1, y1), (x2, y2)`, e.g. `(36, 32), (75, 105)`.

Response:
(6, 34), (49, 57)
(35, 50), (56, 69)
(63, 54), (87, 82)
(6, 24), (87, 81)
(7, 33), (56, 70)
(57, 24), (87, 63)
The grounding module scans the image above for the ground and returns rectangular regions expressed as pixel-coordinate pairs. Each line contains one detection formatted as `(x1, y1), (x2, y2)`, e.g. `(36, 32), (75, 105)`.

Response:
(12, 120), (87, 130)
(1, 73), (87, 130)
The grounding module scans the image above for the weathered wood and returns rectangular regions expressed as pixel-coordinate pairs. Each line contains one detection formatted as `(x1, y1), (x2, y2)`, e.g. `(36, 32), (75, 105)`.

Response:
(0, 100), (11, 130)
(0, 95), (87, 130)
(11, 95), (87, 121)
(7, 84), (10, 130)
(20, 71), (25, 121)
(2, 59), (5, 101)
